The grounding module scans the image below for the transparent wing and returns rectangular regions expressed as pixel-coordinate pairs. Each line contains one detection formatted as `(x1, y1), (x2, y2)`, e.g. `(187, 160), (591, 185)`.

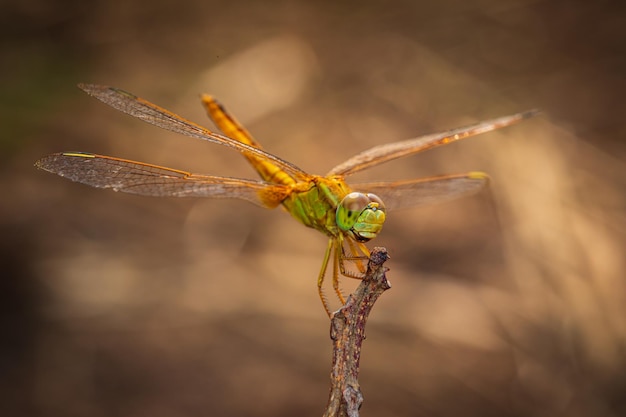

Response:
(351, 172), (489, 211)
(77, 84), (309, 181)
(35, 152), (290, 208)
(328, 110), (539, 176)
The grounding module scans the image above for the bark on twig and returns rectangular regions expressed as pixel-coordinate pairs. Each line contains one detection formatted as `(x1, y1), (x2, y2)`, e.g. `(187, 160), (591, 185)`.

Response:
(323, 247), (391, 417)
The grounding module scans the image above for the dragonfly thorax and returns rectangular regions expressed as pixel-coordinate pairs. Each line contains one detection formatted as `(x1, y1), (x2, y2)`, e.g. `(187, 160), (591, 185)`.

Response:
(336, 192), (386, 242)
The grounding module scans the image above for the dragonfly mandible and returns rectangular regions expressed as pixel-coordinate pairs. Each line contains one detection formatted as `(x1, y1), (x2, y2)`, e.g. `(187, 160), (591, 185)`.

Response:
(35, 84), (538, 316)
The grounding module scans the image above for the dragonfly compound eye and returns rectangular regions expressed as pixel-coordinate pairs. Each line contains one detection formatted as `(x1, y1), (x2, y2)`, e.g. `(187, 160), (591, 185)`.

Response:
(336, 192), (386, 241)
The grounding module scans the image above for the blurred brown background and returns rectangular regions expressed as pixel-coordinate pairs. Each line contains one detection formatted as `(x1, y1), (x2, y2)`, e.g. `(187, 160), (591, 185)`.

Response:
(2, 0), (625, 416)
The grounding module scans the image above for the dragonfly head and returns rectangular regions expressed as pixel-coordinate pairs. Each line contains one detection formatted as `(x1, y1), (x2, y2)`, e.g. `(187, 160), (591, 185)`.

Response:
(336, 192), (386, 242)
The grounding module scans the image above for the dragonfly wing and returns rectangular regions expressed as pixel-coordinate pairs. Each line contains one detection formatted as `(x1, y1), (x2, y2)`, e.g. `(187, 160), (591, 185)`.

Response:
(352, 172), (489, 211)
(328, 110), (539, 176)
(35, 152), (289, 208)
(77, 84), (309, 181)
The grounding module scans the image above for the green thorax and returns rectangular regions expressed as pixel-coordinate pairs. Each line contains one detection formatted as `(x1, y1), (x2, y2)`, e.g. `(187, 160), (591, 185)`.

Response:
(281, 175), (351, 238)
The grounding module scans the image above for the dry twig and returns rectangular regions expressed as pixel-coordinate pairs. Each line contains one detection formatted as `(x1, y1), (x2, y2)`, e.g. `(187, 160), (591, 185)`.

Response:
(323, 247), (391, 417)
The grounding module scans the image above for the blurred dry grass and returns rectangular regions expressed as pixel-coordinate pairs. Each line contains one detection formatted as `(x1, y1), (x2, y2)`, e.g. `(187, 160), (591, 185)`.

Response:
(2, 0), (625, 416)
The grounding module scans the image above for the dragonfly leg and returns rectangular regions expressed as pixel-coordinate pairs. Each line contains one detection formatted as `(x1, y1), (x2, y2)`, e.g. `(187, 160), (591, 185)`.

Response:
(317, 238), (334, 317)
(319, 237), (374, 316)
(345, 239), (370, 274)
(332, 242), (347, 306)
(338, 238), (370, 279)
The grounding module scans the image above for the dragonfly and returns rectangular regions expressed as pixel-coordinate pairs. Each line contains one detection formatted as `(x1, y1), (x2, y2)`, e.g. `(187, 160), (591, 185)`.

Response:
(35, 84), (538, 316)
